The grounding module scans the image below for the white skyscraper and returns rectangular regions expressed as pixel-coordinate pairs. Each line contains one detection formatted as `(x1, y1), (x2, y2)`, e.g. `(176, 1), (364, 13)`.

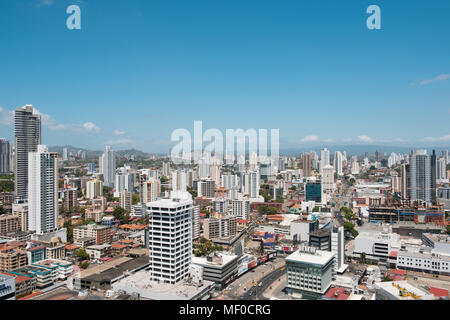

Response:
(198, 156), (210, 179)
(62, 147), (68, 162)
(333, 151), (343, 176)
(331, 225), (347, 275)
(146, 191), (193, 284)
(28, 145), (58, 235)
(192, 205), (200, 240)
(245, 170), (260, 198)
(172, 170), (187, 192)
(114, 166), (135, 193)
(322, 165), (335, 192)
(231, 199), (250, 220)
(437, 157), (447, 181)
(320, 148), (330, 174)
(99, 146), (116, 188)
(221, 174), (239, 189)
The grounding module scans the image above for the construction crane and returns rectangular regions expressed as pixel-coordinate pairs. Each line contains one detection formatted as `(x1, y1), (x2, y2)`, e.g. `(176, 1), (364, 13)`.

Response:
(392, 282), (421, 299)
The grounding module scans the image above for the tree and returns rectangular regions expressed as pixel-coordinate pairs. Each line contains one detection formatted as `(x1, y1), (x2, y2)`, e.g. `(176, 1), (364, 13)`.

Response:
(0, 206), (6, 216)
(312, 206), (320, 213)
(75, 248), (89, 262)
(132, 194), (139, 205)
(113, 207), (130, 224)
(161, 176), (168, 183)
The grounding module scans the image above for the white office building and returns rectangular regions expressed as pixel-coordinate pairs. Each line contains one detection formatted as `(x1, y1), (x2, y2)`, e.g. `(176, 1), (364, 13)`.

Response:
(331, 225), (347, 274)
(146, 191), (193, 284)
(286, 246), (335, 299)
(99, 146), (116, 188)
(28, 145), (58, 235)
(231, 199), (250, 220)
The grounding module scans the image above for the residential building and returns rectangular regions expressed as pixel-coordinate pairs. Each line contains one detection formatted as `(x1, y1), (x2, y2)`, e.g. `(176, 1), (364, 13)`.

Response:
(0, 139), (10, 174)
(99, 146), (116, 188)
(14, 105), (41, 200)
(74, 223), (112, 245)
(203, 216), (237, 240)
(120, 190), (132, 212)
(28, 145), (58, 235)
(86, 179), (103, 200)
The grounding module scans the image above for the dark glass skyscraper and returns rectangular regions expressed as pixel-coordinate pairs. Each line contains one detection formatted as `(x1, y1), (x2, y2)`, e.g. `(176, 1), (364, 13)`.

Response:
(14, 105), (41, 200)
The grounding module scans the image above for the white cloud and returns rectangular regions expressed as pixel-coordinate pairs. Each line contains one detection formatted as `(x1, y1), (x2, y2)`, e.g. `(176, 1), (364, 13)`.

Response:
(417, 74), (450, 86)
(422, 134), (450, 142)
(301, 135), (318, 143)
(83, 122), (100, 133)
(113, 130), (125, 136)
(358, 135), (373, 142)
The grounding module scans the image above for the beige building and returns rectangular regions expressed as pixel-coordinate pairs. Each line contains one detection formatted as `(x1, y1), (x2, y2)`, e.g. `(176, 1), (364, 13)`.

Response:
(86, 179), (103, 200)
(203, 216), (237, 240)
(0, 247), (28, 272)
(0, 214), (20, 234)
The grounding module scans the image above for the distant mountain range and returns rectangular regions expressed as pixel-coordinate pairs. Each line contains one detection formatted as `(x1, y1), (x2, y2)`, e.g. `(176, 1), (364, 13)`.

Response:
(48, 146), (161, 158)
(49, 144), (449, 159)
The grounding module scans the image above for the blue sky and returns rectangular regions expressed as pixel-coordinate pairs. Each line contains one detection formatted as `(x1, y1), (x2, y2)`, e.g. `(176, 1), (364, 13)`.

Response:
(0, 0), (449, 153)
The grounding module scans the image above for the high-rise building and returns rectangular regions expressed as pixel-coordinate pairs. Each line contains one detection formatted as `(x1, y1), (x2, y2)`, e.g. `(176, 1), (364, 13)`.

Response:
(437, 157), (447, 181)
(302, 153), (312, 177)
(305, 182), (322, 203)
(197, 178), (216, 198)
(221, 174), (238, 189)
(114, 166), (135, 193)
(14, 105), (41, 200)
(247, 171), (260, 198)
(322, 165), (335, 192)
(333, 151), (343, 176)
(88, 162), (95, 174)
(320, 148), (330, 174)
(86, 179), (103, 200)
(172, 170), (187, 192)
(146, 191), (193, 284)
(120, 190), (132, 212)
(331, 225), (347, 275)
(0, 139), (10, 174)
(231, 199), (250, 220)
(99, 146), (116, 188)
(62, 147), (68, 162)
(408, 150), (437, 204)
(162, 162), (170, 178)
(192, 205), (200, 240)
(141, 178), (160, 203)
(28, 145), (58, 235)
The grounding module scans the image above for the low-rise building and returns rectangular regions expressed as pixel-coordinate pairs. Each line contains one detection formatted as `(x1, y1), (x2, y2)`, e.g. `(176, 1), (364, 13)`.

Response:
(191, 252), (239, 290)
(285, 246), (335, 299)
(85, 244), (112, 259)
(74, 222), (112, 245)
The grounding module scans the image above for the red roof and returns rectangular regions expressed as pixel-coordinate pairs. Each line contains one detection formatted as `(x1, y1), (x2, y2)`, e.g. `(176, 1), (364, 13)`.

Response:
(18, 292), (43, 300)
(389, 269), (405, 275)
(237, 219), (250, 224)
(0, 272), (32, 284)
(429, 286), (449, 298)
(389, 251), (398, 258)
(324, 287), (352, 300)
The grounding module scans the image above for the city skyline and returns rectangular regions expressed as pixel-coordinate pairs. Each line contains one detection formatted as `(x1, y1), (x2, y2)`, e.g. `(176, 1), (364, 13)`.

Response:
(0, 0), (449, 152)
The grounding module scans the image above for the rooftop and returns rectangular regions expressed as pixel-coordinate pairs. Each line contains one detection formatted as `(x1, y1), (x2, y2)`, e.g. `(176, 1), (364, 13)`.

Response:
(111, 269), (214, 300)
(286, 248), (335, 265)
(324, 287), (352, 300)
